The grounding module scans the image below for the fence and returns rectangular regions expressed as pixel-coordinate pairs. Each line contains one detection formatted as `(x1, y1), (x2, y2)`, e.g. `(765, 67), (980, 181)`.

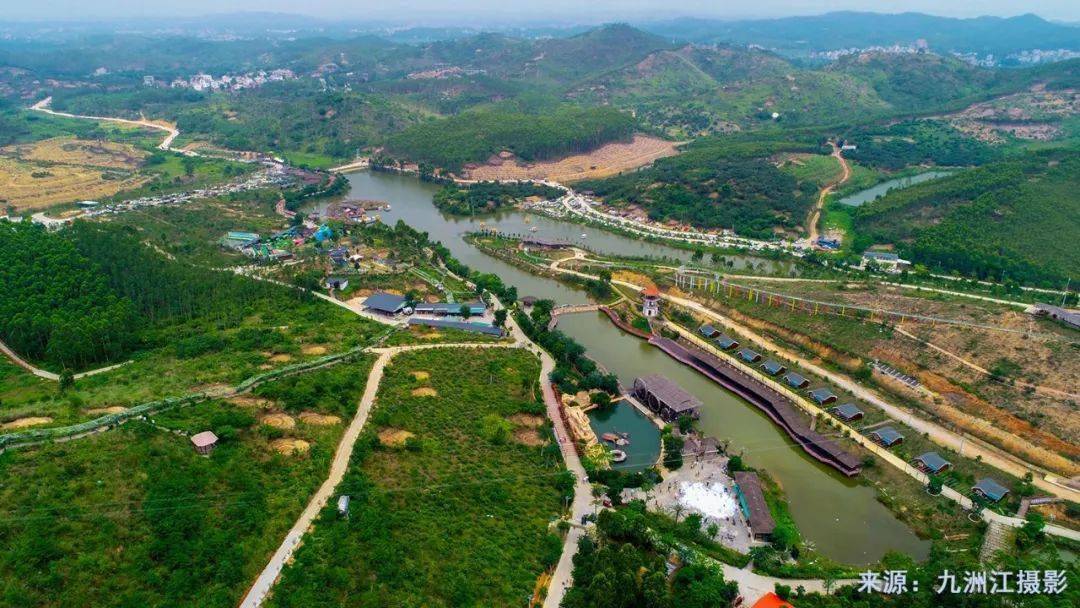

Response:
(0, 344), (374, 451)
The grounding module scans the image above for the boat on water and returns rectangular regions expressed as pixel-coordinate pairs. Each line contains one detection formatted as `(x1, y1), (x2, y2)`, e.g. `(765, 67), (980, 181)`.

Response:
(601, 432), (619, 443)
(611, 449), (628, 463)
(529, 226), (539, 232)
(581, 233), (588, 239)
(600, 432), (630, 446)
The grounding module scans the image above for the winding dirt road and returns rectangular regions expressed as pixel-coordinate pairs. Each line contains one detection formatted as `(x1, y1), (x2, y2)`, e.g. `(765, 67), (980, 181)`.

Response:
(805, 143), (850, 245)
(31, 97), (183, 152)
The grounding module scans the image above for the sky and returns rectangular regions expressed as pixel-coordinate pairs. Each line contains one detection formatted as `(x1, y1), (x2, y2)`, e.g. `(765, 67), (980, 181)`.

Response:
(2, 1), (1078, 23)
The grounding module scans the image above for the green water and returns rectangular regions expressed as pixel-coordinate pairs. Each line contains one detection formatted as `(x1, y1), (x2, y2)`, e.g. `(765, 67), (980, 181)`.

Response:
(838, 171), (953, 207)
(326, 169), (929, 565)
(587, 402), (662, 472)
(557, 312), (930, 565)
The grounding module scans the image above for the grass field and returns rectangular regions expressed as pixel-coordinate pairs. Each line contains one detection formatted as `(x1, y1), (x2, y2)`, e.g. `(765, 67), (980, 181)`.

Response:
(779, 152), (843, 187)
(0, 153), (149, 212)
(0, 359), (372, 607)
(0, 295), (384, 430)
(267, 347), (572, 608)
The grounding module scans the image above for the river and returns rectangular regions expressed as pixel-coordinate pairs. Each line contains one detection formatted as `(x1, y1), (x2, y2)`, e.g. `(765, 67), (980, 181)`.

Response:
(329, 169), (929, 565)
(837, 171), (953, 207)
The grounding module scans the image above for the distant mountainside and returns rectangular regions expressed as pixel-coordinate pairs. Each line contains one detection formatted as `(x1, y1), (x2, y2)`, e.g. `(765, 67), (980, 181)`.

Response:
(643, 12), (1080, 59)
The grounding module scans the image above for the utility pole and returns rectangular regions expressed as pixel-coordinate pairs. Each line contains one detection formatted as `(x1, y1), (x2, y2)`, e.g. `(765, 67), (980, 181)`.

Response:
(1061, 277), (1071, 307)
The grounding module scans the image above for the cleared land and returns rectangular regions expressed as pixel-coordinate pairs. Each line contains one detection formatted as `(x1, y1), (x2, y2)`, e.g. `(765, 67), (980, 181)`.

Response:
(704, 278), (1080, 471)
(465, 134), (679, 183)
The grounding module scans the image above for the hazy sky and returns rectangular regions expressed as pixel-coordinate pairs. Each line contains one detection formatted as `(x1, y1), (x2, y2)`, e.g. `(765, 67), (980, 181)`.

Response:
(3, 1), (1078, 23)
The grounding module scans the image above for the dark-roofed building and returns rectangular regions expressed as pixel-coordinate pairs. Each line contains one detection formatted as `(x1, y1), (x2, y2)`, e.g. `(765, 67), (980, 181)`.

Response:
(972, 478), (1010, 503)
(632, 374), (703, 421)
(870, 426), (904, 448)
(761, 360), (787, 376)
(520, 237), (568, 250)
(733, 471), (776, 540)
(737, 348), (762, 363)
(913, 451), (951, 474)
(699, 324), (719, 338)
(521, 296), (538, 307)
(408, 318), (503, 336)
(808, 388), (838, 405)
(363, 292), (409, 315)
(830, 403), (864, 422)
(715, 334), (739, 350)
(784, 372), (809, 389)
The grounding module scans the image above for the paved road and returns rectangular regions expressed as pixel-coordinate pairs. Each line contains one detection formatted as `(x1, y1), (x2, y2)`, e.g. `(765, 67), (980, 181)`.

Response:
(546, 252), (1080, 507)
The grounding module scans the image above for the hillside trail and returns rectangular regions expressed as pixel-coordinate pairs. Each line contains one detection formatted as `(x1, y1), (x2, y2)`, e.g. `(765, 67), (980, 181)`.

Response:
(805, 143), (851, 245)
(30, 97), (184, 153)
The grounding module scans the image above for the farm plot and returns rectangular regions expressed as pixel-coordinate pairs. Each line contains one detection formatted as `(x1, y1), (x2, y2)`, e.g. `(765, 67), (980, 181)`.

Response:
(0, 137), (150, 211)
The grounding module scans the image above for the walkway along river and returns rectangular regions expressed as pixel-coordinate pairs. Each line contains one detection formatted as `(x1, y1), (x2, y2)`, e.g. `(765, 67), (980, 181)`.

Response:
(332, 169), (930, 565)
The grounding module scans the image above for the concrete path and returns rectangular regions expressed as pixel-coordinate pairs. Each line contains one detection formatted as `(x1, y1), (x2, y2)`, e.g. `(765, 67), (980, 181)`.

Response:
(239, 340), (522, 608)
(0, 337), (131, 382)
(722, 564), (853, 602)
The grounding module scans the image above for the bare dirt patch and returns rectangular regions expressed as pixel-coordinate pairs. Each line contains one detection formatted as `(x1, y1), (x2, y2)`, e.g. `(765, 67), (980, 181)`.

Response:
(84, 406), (126, 416)
(465, 134), (679, 183)
(261, 413), (296, 429)
(299, 411), (342, 426)
(410, 371), (431, 381)
(228, 395), (274, 409)
(508, 413), (545, 428)
(514, 428), (546, 446)
(378, 427), (416, 447)
(411, 387), (438, 397)
(194, 383), (234, 397)
(270, 438), (310, 455)
(269, 353), (293, 363)
(301, 345), (328, 356)
(1, 416), (53, 430)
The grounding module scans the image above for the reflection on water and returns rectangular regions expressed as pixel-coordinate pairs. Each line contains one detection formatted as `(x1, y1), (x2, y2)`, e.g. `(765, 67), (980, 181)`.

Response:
(320, 170), (929, 564)
(838, 171), (953, 207)
(558, 312), (930, 565)
(587, 401), (662, 472)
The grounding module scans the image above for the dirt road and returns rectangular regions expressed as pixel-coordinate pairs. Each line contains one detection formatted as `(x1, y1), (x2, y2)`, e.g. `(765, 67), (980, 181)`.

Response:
(31, 97), (184, 153)
(805, 143), (850, 245)
(547, 250), (1080, 504)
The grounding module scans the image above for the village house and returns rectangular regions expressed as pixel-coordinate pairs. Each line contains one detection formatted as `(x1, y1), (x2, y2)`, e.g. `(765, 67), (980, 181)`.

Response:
(861, 251), (912, 273)
(715, 334), (740, 350)
(761, 360), (787, 376)
(363, 292), (411, 316)
(808, 387), (838, 405)
(733, 471), (776, 541)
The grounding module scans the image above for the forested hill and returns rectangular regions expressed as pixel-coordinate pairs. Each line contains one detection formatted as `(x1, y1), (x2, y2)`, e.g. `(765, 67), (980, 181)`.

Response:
(851, 150), (1080, 287)
(0, 222), (305, 370)
(380, 105), (636, 173)
(576, 134), (825, 239)
(643, 12), (1080, 59)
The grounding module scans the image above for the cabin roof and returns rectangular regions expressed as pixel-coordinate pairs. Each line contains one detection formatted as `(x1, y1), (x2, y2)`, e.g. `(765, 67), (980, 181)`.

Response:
(973, 478), (1010, 501)
(915, 451), (950, 473)
(871, 426), (904, 446)
(832, 403), (863, 419)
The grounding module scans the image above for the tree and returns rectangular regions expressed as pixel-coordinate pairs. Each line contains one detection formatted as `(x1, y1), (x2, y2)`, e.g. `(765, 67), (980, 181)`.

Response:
(459, 303), (471, 319)
(59, 370), (74, 392)
(1016, 512), (1046, 549)
(493, 308), (507, 328)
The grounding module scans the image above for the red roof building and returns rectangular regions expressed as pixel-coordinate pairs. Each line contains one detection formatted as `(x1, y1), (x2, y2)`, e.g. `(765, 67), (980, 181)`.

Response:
(751, 592), (794, 608)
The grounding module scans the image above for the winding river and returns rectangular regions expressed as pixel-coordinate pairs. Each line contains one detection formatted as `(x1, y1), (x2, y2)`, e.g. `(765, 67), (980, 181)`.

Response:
(323, 170), (929, 565)
(837, 171), (953, 207)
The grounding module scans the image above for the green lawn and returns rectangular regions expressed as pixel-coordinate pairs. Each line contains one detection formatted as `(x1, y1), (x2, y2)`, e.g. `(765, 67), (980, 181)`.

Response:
(0, 358), (372, 607)
(267, 347), (572, 608)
